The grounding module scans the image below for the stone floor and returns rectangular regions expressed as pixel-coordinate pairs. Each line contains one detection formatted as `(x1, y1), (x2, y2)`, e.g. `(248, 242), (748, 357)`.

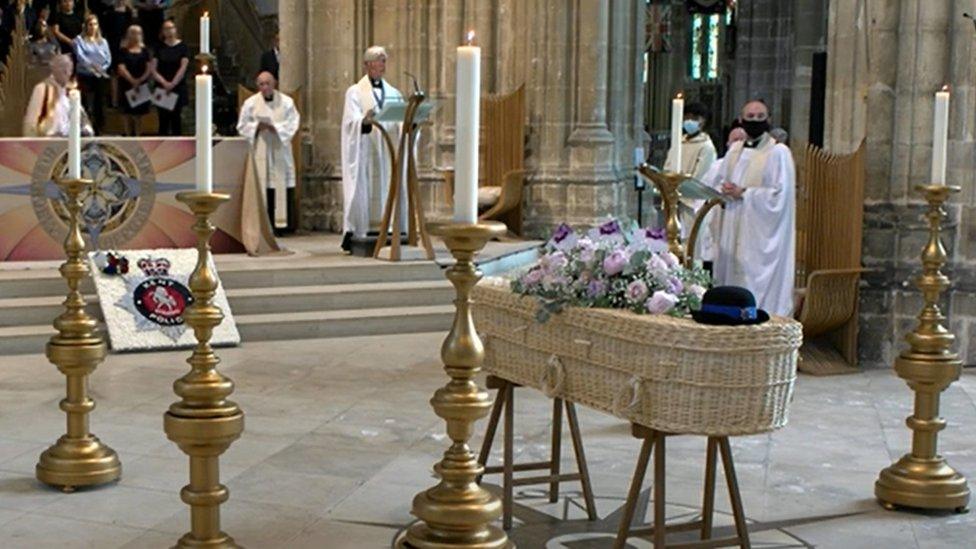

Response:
(0, 333), (974, 548)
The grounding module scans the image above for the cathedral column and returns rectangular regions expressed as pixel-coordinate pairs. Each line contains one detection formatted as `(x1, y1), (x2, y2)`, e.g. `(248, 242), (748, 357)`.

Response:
(568, 0), (615, 170)
(278, 0), (308, 95)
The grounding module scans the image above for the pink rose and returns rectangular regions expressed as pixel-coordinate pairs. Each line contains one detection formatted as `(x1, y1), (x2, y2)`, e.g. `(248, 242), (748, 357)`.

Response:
(645, 291), (678, 314)
(602, 249), (630, 276)
(626, 279), (649, 302)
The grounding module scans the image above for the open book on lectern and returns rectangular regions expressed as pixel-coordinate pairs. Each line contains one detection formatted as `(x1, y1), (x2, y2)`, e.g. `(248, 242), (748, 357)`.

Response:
(374, 99), (439, 124)
(639, 164), (725, 202)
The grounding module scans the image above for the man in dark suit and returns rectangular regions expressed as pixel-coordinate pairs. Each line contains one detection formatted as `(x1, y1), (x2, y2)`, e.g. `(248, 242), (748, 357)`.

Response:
(259, 31), (279, 80)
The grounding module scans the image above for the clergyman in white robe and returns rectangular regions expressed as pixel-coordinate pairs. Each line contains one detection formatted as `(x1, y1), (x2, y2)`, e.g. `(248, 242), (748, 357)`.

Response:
(701, 133), (796, 316)
(340, 46), (405, 245)
(237, 76), (300, 230)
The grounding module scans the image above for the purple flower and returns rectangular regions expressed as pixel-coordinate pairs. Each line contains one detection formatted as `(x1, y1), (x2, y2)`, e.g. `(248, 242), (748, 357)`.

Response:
(549, 223), (577, 250)
(602, 249), (630, 276)
(626, 279), (649, 302)
(645, 291), (678, 314)
(598, 219), (622, 235)
(646, 227), (666, 240)
(586, 279), (608, 298)
(666, 276), (683, 295)
(688, 284), (706, 299)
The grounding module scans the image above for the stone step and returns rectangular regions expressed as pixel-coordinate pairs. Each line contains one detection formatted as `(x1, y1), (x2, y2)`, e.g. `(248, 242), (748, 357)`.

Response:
(0, 304), (454, 356)
(0, 259), (444, 299)
(0, 280), (453, 327)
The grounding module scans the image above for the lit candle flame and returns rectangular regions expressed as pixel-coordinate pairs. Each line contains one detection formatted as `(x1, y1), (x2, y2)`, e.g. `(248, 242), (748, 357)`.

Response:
(465, 30), (476, 45)
(203, 11), (209, 17)
(941, 84), (951, 93)
(201, 64), (209, 75)
(676, 91), (683, 100)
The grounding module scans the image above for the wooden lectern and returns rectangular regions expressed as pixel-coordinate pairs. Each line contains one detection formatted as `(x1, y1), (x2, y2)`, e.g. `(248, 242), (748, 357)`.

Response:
(368, 91), (437, 261)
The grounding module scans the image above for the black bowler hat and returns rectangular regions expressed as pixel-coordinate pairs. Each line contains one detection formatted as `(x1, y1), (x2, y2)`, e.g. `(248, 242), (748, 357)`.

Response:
(691, 286), (770, 326)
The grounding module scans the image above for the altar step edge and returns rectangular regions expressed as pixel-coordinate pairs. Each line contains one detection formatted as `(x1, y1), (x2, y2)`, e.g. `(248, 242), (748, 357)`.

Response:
(0, 280), (454, 326)
(0, 303), (454, 356)
(0, 261), (444, 299)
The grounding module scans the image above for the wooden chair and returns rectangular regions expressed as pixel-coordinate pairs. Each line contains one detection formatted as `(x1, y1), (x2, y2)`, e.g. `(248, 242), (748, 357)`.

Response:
(443, 84), (526, 235)
(792, 141), (867, 374)
(237, 85), (304, 228)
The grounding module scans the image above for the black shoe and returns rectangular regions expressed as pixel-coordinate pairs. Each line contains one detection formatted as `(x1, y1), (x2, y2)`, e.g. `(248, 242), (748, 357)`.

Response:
(340, 231), (353, 252)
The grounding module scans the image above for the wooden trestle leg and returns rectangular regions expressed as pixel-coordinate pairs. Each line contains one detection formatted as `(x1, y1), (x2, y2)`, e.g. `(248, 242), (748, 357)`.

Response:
(614, 424), (751, 549)
(477, 375), (599, 530)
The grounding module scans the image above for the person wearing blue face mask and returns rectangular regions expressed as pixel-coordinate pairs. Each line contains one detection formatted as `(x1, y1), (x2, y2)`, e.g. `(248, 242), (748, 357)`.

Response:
(664, 102), (718, 265)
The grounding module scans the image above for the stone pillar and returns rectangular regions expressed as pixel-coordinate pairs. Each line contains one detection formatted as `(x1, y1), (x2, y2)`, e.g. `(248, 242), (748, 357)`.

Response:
(568, 0), (615, 171)
(278, 0), (307, 94)
(825, 0), (976, 367)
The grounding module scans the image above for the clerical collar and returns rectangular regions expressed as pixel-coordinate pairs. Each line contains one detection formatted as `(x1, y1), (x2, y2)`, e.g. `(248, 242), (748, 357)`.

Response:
(370, 77), (382, 88)
(263, 93), (274, 102)
(743, 135), (764, 148)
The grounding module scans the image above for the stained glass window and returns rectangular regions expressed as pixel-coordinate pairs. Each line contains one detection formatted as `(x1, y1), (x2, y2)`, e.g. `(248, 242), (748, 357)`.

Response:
(689, 13), (721, 81)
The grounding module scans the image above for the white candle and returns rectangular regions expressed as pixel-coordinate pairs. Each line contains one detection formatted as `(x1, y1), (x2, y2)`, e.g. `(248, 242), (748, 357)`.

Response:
(931, 85), (950, 185)
(671, 92), (684, 174)
(200, 12), (210, 55)
(195, 69), (213, 193)
(454, 30), (480, 224)
(68, 89), (81, 179)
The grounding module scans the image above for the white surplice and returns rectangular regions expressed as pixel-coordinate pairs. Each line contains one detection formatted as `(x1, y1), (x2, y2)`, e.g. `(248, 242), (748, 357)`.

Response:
(340, 75), (404, 238)
(236, 90), (300, 228)
(664, 131), (718, 261)
(701, 134), (796, 316)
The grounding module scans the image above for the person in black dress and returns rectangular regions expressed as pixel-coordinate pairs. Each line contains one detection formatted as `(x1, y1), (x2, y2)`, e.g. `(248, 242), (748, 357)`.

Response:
(117, 24), (155, 135)
(102, 0), (134, 108)
(50, 0), (83, 54)
(153, 17), (189, 136)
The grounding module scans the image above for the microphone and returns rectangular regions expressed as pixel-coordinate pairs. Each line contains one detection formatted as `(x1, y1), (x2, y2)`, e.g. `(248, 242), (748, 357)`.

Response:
(404, 71), (421, 93)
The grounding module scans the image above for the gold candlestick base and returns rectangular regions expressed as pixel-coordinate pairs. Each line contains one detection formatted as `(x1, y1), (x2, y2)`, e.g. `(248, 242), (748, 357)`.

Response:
(36, 177), (121, 492)
(398, 221), (511, 549)
(875, 184), (970, 513)
(165, 191), (244, 548)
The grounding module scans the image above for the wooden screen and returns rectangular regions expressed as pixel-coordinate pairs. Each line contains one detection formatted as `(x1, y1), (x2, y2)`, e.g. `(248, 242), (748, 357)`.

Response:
(793, 140), (866, 370)
(795, 140), (866, 282)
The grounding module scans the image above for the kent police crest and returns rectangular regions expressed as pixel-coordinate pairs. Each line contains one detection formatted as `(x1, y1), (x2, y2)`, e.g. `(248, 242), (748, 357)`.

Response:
(117, 256), (194, 341)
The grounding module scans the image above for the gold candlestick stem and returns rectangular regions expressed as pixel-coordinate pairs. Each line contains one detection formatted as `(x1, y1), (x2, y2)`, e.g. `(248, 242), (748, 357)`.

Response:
(36, 177), (121, 492)
(637, 165), (688, 261)
(875, 184), (970, 513)
(398, 221), (510, 549)
(165, 191), (244, 548)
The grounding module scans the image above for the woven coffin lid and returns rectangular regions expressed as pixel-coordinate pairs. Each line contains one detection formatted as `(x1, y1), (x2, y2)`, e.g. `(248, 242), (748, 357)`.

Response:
(473, 278), (803, 354)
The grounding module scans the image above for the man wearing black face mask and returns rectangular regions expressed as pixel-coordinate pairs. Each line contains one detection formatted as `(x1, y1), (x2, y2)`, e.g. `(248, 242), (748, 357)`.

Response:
(699, 99), (796, 317)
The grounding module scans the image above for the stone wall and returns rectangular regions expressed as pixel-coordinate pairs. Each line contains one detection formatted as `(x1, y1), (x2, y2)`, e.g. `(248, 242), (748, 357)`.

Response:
(827, 0), (976, 367)
(279, 0), (647, 238)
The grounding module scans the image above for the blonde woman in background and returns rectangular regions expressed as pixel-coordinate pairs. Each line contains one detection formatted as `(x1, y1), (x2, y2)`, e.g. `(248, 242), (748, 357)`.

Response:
(73, 14), (111, 134)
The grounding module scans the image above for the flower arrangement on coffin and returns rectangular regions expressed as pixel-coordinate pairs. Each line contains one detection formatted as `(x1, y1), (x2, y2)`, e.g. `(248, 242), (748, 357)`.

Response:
(511, 218), (711, 322)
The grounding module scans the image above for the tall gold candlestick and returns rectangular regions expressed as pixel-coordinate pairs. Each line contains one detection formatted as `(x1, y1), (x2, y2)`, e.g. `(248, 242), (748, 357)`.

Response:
(165, 191), (244, 548)
(36, 177), (121, 492)
(875, 184), (970, 513)
(398, 221), (510, 549)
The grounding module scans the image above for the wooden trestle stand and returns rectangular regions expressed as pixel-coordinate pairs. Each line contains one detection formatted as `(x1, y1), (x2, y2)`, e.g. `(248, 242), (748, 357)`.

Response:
(368, 89), (435, 261)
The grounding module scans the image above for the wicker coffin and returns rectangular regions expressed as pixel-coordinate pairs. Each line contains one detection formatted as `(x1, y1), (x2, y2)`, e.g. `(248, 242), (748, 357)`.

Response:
(473, 278), (803, 436)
